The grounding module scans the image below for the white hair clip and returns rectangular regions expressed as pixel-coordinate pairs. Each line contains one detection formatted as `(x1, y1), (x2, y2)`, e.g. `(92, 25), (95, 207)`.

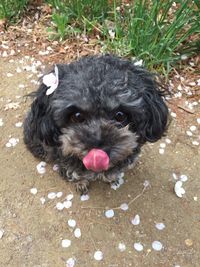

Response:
(43, 65), (59, 95)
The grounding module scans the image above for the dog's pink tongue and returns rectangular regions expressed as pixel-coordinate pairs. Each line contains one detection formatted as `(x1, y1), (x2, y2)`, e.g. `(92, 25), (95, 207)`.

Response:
(83, 149), (109, 172)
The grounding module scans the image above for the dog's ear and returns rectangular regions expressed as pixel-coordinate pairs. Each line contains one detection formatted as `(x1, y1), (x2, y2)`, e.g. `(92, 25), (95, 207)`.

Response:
(128, 70), (168, 144)
(28, 83), (60, 146)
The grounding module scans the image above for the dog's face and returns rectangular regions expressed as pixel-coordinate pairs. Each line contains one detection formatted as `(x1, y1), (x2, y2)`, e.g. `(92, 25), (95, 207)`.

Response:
(33, 55), (168, 172)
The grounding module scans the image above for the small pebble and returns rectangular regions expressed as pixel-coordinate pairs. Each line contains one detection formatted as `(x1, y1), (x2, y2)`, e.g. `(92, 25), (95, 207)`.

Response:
(62, 239), (71, 248)
(134, 242), (143, 252)
(152, 241), (163, 251)
(120, 203), (129, 211)
(56, 202), (64, 210)
(48, 192), (57, 200)
(74, 228), (81, 238)
(118, 242), (126, 252)
(36, 161), (46, 174)
(68, 219), (76, 228)
(30, 188), (37, 195)
(105, 209), (115, 218)
(94, 250), (103, 261)
(131, 214), (140, 225)
(66, 257), (76, 267)
(190, 125), (197, 132)
(63, 200), (72, 209)
(80, 194), (89, 201)
(155, 223), (165, 230)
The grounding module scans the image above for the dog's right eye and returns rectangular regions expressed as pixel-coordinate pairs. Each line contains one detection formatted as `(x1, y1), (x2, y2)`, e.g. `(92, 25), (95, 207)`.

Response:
(70, 112), (85, 123)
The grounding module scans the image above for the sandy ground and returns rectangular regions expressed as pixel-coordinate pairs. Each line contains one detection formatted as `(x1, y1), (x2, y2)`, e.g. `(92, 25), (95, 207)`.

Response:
(0, 56), (200, 267)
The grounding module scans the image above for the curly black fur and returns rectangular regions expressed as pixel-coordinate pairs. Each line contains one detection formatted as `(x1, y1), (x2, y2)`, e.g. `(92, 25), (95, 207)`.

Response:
(24, 54), (168, 194)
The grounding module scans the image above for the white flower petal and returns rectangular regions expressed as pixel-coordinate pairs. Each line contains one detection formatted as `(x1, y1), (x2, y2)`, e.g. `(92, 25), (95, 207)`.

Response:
(62, 239), (71, 248)
(66, 257), (76, 267)
(118, 242), (126, 252)
(68, 219), (76, 228)
(56, 202), (64, 210)
(152, 241), (163, 251)
(155, 222), (165, 230)
(36, 161), (46, 174)
(120, 203), (129, 211)
(48, 192), (57, 199)
(94, 250), (103, 261)
(74, 228), (81, 238)
(105, 209), (115, 218)
(80, 194), (89, 201)
(131, 214), (140, 225)
(30, 188), (37, 195)
(134, 242), (143, 252)
(63, 200), (72, 209)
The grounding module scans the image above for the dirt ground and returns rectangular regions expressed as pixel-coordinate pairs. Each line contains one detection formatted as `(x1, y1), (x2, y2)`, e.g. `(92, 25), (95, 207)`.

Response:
(0, 52), (200, 267)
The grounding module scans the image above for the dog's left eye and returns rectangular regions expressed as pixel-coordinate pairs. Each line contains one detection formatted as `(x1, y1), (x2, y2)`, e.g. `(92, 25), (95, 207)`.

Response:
(70, 112), (85, 123)
(114, 111), (127, 123)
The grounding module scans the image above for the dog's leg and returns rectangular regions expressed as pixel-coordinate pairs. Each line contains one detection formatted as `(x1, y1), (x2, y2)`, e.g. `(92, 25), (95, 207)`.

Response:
(75, 179), (90, 195)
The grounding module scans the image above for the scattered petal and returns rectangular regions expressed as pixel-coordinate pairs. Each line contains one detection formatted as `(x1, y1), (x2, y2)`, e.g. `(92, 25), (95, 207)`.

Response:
(159, 148), (165, 154)
(120, 203), (129, 211)
(36, 161), (46, 174)
(68, 219), (76, 228)
(131, 214), (140, 225)
(118, 242), (126, 252)
(190, 125), (197, 132)
(74, 228), (81, 238)
(62, 239), (71, 248)
(30, 188), (37, 195)
(143, 180), (150, 188)
(180, 174), (188, 182)
(155, 222), (165, 230)
(152, 241), (163, 251)
(94, 250), (103, 261)
(0, 118), (3, 127)
(40, 197), (46, 204)
(165, 138), (171, 144)
(174, 181), (185, 198)
(43, 65), (59, 95)
(15, 122), (23, 128)
(66, 257), (76, 267)
(6, 138), (19, 147)
(171, 112), (176, 118)
(197, 118), (200, 124)
(192, 141), (199, 146)
(56, 192), (63, 198)
(0, 229), (4, 239)
(105, 209), (115, 218)
(63, 200), (72, 209)
(66, 194), (74, 201)
(186, 131), (193, 136)
(48, 192), (57, 199)
(160, 143), (166, 148)
(53, 164), (59, 171)
(134, 242), (143, 252)
(56, 202), (64, 210)
(80, 194), (89, 201)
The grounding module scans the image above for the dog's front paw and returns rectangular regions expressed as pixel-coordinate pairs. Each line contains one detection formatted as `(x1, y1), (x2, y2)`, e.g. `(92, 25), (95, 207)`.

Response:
(75, 179), (90, 195)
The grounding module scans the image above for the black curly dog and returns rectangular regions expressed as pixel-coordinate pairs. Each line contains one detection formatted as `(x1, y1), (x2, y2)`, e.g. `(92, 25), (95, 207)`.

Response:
(24, 55), (168, 194)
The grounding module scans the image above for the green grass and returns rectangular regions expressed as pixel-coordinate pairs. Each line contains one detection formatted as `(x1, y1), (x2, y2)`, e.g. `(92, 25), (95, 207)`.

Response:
(0, 0), (28, 22)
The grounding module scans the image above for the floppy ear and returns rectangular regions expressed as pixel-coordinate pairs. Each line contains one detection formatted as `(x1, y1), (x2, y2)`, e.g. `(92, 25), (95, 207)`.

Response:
(128, 72), (168, 144)
(25, 83), (61, 146)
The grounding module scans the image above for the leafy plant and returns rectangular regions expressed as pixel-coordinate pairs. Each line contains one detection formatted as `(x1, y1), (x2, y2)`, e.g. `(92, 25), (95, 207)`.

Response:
(0, 0), (28, 21)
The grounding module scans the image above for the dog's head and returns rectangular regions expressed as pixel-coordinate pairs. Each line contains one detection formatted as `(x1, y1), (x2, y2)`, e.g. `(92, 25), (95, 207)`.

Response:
(32, 55), (168, 171)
